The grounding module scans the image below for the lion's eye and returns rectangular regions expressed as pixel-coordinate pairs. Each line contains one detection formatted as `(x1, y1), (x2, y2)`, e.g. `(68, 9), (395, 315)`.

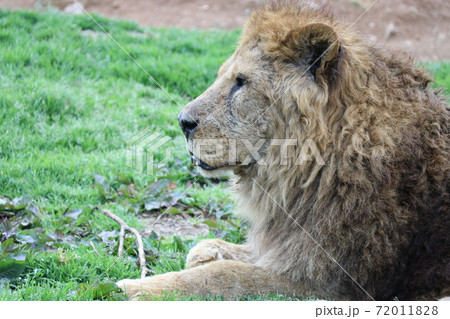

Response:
(230, 75), (247, 98)
(236, 75), (247, 88)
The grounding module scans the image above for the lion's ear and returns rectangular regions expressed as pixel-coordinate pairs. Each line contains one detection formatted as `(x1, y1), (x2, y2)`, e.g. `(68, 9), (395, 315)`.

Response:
(285, 23), (340, 82)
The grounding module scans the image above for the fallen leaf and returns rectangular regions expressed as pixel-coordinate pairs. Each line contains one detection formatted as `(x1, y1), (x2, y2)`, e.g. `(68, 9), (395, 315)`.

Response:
(65, 209), (83, 220)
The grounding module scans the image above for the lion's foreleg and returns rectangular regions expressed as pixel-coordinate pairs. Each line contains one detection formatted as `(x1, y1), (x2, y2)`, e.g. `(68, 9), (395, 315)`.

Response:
(117, 260), (299, 300)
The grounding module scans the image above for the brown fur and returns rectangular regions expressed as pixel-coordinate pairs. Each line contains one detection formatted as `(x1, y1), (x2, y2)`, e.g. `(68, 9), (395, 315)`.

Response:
(118, 0), (450, 300)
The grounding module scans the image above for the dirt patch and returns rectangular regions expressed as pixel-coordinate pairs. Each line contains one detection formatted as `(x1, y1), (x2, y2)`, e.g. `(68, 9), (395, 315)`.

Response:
(139, 212), (209, 239)
(332, 0), (450, 62)
(1, 0), (449, 61)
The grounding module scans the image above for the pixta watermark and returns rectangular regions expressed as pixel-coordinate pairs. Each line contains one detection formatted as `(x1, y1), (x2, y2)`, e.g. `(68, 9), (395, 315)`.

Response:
(126, 129), (172, 175)
(126, 129), (324, 175)
(190, 138), (325, 166)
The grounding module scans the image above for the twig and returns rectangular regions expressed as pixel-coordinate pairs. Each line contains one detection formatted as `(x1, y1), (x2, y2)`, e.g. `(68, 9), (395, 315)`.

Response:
(89, 240), (101, 257)
(102, 209), (148, 279)
(118, 226), (125, 257)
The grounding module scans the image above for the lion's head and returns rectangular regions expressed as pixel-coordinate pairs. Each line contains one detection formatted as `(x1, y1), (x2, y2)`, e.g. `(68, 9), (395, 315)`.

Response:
(178, 3), (349, 178)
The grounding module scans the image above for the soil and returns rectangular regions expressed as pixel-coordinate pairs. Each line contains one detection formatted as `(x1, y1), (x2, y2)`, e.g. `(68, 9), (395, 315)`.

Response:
(1, 0), (449, 61)
(139, 212), (210, 239)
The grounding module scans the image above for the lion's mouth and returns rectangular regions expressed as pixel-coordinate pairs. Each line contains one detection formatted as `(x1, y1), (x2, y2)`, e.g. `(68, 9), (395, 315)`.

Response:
(190, 154), (217, 171)
(188, 148), (245, 171)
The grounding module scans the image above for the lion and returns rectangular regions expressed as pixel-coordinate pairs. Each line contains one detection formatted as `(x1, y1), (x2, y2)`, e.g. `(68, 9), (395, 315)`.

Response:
(118, 0), (449, 300)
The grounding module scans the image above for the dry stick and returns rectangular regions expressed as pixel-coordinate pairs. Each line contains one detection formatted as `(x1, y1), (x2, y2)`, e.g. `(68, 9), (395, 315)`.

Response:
(89, 241), (100, 256)
(118, 226), (125, 257)
(89, 241), (101, 257)
(102, 209), (148, 279)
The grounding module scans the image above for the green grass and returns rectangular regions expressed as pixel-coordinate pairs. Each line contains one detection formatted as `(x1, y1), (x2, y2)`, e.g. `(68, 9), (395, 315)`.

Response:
(0, 9), (240, 211)
(422, 61), (450, 98)
(0, 9), (448, 301)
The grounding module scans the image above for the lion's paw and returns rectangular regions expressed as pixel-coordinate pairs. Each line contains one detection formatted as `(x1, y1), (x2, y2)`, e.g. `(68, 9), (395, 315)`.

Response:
(116, 278), (144, 300)
(186, 240), (225, 268)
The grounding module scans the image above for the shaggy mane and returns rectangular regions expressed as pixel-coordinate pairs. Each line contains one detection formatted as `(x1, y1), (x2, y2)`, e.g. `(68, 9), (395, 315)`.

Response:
(233, 0), (449, 300)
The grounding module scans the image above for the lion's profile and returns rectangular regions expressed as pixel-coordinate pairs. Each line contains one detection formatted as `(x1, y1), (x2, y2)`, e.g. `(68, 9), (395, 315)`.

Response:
(118, 0), (449, 300)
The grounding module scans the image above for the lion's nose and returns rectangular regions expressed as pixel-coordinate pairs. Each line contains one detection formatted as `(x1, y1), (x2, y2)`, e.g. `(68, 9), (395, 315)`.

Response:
(178, 112), (198, 139)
